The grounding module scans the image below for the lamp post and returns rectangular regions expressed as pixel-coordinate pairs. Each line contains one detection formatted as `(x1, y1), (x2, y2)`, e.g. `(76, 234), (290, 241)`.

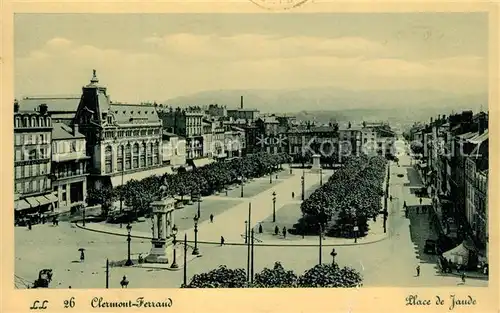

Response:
(320, 168), (323, 186)
(197, 196), (201, 218)
(125, 223), (133, 266)
(269, 171), (272, 184)
(353, 225), (359, 243)
(240, 176), (244, 198)
(330, 248), (337, 265)
(170, 225), (179, 269)
(272, 191), (277, 222)
(82, 205), (86, 227)
(319, 223), (323, 265)
(301, 171), (305, 201)
(192, 216), (200, 255)
(244, 220), (248, 244)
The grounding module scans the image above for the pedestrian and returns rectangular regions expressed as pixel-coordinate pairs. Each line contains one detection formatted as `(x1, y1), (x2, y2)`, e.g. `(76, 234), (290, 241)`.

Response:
(416, 206), (419, 214)
(220, 236), (225, 246)
(27, 219), (32, 231)
(390, 195), (393, 201)
(461, 272), (466, 284)
(403, 201), (407, 208)
(416, 265), (420, 277)
(80, 250), (85, 262)
(419, 197), (422, 205)
(274, 225), (279, 236)
(258, 223), (263, 234)
(210, 214), (214, 223)
(120, 275), (129, 288)
(282, 226), (287, 239)
(292, 191), (295, 199)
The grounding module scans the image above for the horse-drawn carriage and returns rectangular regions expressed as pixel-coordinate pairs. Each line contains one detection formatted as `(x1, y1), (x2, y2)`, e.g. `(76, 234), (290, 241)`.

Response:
(32, 269), (53, 288)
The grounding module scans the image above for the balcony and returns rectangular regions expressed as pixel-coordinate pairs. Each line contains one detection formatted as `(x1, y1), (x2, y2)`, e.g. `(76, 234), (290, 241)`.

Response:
(52, 151), (89, 162)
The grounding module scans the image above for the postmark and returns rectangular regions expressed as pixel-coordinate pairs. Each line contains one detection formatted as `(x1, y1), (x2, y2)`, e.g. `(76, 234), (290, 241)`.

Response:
(250, 0), (311, 11)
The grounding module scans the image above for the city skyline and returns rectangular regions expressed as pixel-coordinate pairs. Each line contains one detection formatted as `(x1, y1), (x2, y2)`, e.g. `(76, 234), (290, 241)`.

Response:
(15, 13), (488, 105)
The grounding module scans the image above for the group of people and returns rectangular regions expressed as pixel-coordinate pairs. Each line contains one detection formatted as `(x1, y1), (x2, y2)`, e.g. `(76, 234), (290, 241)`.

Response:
(274, 225), (288, 238)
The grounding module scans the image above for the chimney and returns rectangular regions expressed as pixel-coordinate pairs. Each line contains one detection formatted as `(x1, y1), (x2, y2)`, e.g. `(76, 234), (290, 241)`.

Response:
(478, 113), (486, 135)
(14, 99), (19, 113)
(73, 124), (79, 135)
(39, 103), (48, 115)
(240, 96), (243, 109)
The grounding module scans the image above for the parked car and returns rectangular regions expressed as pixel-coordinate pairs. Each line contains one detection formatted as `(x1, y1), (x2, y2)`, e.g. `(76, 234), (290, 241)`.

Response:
(424, 239), (437, 254)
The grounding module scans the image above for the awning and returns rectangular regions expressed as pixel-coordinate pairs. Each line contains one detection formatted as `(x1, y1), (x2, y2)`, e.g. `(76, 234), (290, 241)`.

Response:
(110, 166), (175, 187)
(25, 197), (40, 207)
(193, 158), (215, 168)
(45, 193), (58, 203)
(35, 196), (51, 206)
(15, 200), (31, 211)
(442, 242), (470, 266)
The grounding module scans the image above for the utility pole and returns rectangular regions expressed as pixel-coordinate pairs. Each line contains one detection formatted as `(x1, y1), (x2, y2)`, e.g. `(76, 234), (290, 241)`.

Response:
(319, 224), (323, 265)
(183, 233), (187, 286)
(105, 258), (109, 288)
(246, 203), (251, 282)
(250, 229), (255, 283)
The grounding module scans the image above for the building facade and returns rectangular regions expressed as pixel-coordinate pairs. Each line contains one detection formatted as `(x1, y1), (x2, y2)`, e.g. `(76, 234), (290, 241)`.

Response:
(51, 123), (89, 213)
(73, 70), (168, 188)
(14, 102), (57, 216)
(158, 107), (204, 160)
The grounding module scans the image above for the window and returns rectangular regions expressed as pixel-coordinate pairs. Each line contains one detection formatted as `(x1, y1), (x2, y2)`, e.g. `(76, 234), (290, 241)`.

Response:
(15, 149), (21, 161)
(140, 143), (146, 167)
(147, 143), (153, 166)
(15, 166), (22, 179)
(117, 146), (124, 171)
(32, 180), (38, 192)
(16, 183), (22, 193)
(125, 144), (131, 170)
(32, 164), (38, 176)
(153, 142), (159, 164)
(40, 178), (45, 190)
(105, 145), (113, 173)
(133, 143), (139, 168)
(24, 182), (30, 193)
(40, 163), (46, 175)
(72, 141), (77, 152)
(24, 165), (30, 177)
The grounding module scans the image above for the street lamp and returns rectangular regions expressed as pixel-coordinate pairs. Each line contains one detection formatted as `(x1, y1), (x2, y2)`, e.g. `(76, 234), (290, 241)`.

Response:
(270, 171), (273, 184)
(272, 191), (277, 222)
(301, 171), (305, 201)
(320, 168), (323, 186)
(244, 220), (248, 244)
(197, 196), (201, 218)
(330, 248), (337, 265)
(125, 223), (133, 266)
(353, 225), (359, 243)
(192, 216), (200, 255)
(82, 205), (86, 227)
(240, 176), (244, 198)
(170, 225), (179, 269)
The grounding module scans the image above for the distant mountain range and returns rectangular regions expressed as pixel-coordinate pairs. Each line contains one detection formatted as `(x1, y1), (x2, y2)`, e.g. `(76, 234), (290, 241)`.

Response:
(165, 87), (487, 126)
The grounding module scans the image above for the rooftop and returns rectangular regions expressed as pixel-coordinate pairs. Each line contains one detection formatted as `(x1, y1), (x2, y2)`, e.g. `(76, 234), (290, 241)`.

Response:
(18, 96), (80, 112)
(110, 104), (160, 124)
(52, 122), (85, 140)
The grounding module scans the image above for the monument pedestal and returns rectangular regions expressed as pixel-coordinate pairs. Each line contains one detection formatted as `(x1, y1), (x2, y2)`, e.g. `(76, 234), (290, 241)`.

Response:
(311, 154), (322, 173)
(145, 197), (176, 264)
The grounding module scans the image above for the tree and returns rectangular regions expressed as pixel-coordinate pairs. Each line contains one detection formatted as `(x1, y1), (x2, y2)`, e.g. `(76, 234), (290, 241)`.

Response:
(253, 262), (298, 288)
(183, 265), (247, 288)
(87, 186), (116, 217)
(298, 264), (362, 288)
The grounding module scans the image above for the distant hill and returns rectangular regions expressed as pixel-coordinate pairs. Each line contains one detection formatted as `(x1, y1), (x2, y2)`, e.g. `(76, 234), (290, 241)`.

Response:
(165, 87), (486, 126)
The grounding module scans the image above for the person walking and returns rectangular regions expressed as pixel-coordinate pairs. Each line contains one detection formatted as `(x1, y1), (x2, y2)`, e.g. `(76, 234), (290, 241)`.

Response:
(27, 219), (32, 231)
(419, 197), (422, 205)
(120, 275), (129, 288)
(416, 265), (420, 277)
(80, 250), (85, 262)
(461, 272), (466, 284)
(403, 201), (407, 208)
(292, 192), (295, 199)
(210, 214), (214, 223)
(274, 225), (279, 236)
(390, 195), (393, 201)
(282, 226), (287, 239)
(258, 223), (263, 234)
(220, 236), (225, 246)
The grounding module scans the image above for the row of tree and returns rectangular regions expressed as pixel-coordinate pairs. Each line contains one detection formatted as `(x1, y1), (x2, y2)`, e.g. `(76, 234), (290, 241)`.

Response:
(183, 262), (363, 288)
(294, 155), (387, 238)
(87, 152), (292, 218)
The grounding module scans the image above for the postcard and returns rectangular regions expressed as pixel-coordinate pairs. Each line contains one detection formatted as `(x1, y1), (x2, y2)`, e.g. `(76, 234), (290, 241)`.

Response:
(1, 1), (498, 313)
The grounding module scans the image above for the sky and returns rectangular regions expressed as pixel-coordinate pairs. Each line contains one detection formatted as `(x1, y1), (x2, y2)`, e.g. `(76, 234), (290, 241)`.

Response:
(14, 13), (488, 103)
